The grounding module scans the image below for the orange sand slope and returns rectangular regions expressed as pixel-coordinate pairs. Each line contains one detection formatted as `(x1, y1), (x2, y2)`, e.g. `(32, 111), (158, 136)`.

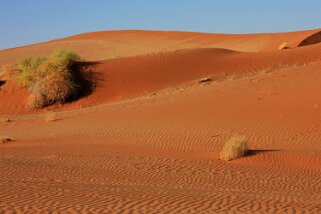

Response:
(1, 42), (321, 115)
(1, 29), (321, 213)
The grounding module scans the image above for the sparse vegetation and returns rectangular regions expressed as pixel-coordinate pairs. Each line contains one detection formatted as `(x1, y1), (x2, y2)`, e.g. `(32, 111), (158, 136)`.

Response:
(0, 116), (11, 122)
(49, 49), (81, 61)
(16, 57), (46, 87)
(15, 49), (85, 109)
(220, 136), (248, 161)
(0, 135), (11, 144)
(110, 53), (123, 59)
(44, 111), (57, 122)
(278, 42), (289, 50)
(199, 77), (212, 83)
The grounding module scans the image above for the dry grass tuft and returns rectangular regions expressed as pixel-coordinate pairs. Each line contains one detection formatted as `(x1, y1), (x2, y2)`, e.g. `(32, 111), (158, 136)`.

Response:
(49, 49), (81, 61)
(26, 91), (47, 109)
(0, 135), (11, 144)
(278, 42), (289, 50)
(220, 136), (248, 161)
(0, 116), (11, 122)
(44, 111), (57, 122)
(110, 53), (124, 59)
(199, 77), (212, 83)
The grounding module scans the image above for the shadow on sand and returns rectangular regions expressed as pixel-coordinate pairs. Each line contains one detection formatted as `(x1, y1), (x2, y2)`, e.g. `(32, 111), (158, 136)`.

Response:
(66, 61), (104, 103)
(0, 80), (6, 87)
(246, 149), (281, 157)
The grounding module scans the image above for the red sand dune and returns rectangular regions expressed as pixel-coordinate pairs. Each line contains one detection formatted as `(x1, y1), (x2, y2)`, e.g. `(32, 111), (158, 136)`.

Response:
(1, 29), (321, 213)
(1, 42), (321, 115)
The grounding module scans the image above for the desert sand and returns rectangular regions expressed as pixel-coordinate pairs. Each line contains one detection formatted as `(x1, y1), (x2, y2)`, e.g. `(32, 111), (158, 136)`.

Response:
(1, 29), (321, 213)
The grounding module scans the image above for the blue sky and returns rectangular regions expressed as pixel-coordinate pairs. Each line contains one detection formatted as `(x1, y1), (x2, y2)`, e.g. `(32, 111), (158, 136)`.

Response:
(0, 0), (320, 50)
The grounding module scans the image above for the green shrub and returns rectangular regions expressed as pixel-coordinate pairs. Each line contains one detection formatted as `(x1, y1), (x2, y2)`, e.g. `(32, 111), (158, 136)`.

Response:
(15, 49), (83, 109)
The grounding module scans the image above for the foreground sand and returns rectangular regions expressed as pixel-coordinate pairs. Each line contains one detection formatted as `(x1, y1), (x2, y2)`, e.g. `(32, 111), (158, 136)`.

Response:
(1, 29), (321, 213)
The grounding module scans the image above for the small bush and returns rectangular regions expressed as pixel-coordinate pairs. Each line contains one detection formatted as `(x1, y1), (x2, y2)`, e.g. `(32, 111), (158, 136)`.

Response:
(15, 49), (83, 109)
(278, 42), (289, 50)
(0, 135), (11, 144)
(220, 136), (248, 161)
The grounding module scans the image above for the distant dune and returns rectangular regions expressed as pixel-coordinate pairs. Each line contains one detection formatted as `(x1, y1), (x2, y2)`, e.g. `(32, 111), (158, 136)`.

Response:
(1, 29), (321, 213)
(1, 28), (321, 65)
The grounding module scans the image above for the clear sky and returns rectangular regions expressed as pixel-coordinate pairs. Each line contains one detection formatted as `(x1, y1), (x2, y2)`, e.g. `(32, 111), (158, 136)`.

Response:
(0, 0), (320, 50)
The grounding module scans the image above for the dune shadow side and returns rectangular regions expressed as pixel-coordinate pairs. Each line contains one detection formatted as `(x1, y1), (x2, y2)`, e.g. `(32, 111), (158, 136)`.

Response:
(298, 31), (321, 47)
